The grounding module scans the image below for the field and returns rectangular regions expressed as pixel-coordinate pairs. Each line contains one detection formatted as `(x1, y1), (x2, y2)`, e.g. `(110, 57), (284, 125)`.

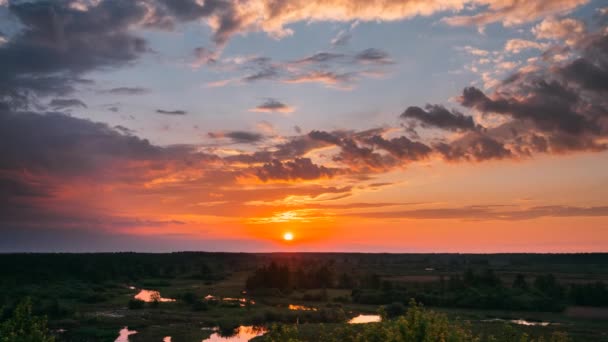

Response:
(0, 253), (607, 341)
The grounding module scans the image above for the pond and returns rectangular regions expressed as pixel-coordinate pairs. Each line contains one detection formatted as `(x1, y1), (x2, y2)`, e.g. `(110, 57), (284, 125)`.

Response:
(482, 318), (553, 326)
(222, 297), (255, 306)
(134, 289), (176, 302)
(348, 314), (381, 324)
(201, 326), (266, 342)
(115, 326), (265, 342)
(114, 327), (137, 342)
(288, 304), (317, 311)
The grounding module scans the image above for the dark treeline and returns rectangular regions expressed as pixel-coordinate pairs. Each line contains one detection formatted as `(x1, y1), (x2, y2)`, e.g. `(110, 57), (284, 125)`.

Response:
(356, 270), (608, 311)
(0, 252), (254, 284)
(245, 261), (608, 312)
(246, 262), (337, 291)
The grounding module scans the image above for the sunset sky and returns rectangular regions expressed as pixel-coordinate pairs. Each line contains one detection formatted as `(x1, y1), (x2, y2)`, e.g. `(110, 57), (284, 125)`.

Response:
(1, 0), (607, 252)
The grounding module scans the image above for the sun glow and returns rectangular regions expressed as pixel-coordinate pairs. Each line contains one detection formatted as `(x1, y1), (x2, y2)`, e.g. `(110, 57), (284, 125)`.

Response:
(283, 232), (294, 241)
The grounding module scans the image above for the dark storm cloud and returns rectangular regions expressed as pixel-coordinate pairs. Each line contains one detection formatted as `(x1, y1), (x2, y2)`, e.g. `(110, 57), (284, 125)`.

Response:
(559, 34), (608, 92)
(0, 0), (149, 108)
(401, 105), (479, 132)
(255, 158), (337, 182)
(0, 109), (161, 177)
(459, 82), (594, 136)
(106, 87), (150, 95)
(49, 98), (87, 110)
(156, 109), (187, 115)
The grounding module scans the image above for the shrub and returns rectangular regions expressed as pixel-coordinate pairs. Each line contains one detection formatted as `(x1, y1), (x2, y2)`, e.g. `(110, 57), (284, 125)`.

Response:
(0, 298), (55, 342)
(128, 299), (145, 310)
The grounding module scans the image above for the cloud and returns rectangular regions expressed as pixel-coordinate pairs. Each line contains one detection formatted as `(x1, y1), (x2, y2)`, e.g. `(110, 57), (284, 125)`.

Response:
(285, 71), (355, 88)
(208, 130), (264, 143)
(308, 129), (432, 173)
(434, 133), (512, 161)
(106, 87), (150, 95)
(242, 68), (280, 82)
(355, 48), (393, 64)
(532, 17), (586, 45)
(443, 0), (588, 27)
(504, 39), (547, 54)
(401, 105), (479, 131)
(460, 45), (490, 56)
(331, 30), (352, 46)
(352, 205), (608, 221)
(192, 46), (220, 66)
(365, 135), (432, 161)
(255, 158), (337, 182)
(0, 0), (149, 108)
(49, 98), (87, 110)
(0, 109), (163, 178)
(235, 48), (393, 89)
(292, 52), (346, 65)
(250, 98), (295, 113)
(156, 109), (187, 115)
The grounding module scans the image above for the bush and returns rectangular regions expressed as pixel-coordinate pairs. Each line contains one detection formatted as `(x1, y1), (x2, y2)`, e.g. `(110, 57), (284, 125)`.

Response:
(191, 300), (208, 311)
(128, 299), (145, 310)
(382, 302), (406, 319)
(0, 298), (55, 342)
(263, 300), (571, 342)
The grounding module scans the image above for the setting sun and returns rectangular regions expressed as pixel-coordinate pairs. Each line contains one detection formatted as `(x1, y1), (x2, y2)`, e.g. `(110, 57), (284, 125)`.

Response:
(283, 232), (294, 241)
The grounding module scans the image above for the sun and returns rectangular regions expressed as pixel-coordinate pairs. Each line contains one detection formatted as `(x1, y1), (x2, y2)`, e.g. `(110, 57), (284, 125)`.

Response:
(283, 232), (294, 241)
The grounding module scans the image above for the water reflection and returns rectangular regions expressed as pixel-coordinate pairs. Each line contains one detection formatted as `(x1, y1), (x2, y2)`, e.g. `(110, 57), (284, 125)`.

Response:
(223, 297), (255, 306)
(201, 326), (266, 342)
(134, 289), (175, 302)
(288, 304), (317, 311)
(115, 327), (137, 342)
(482, 318), (552, 326)
(204, 295), (255, 307)
(348, 314), (381, 324)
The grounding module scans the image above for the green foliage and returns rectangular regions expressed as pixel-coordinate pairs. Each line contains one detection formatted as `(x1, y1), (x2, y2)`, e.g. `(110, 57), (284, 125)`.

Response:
(0, 298), (54, 342)
(263, 300), (571, 342)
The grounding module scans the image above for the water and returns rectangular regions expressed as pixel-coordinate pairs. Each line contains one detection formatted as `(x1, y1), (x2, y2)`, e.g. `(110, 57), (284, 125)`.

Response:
(348, 314), (381, 324)
(222, 297), (255, 306)
(482, 318), (552, 326)
(288, 304), (317, 311)
(134, 289), (176, 302)
(114, 327), (137, 342)
(201, 326), (266, 342)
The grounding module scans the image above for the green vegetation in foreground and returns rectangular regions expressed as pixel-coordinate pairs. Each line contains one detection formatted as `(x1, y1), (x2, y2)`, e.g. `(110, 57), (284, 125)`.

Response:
(0, 299), (54, 342)
(263, 301), (570, 342)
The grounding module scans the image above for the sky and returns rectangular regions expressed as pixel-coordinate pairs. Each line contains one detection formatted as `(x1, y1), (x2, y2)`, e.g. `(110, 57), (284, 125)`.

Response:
(1, 0), (607, 252)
